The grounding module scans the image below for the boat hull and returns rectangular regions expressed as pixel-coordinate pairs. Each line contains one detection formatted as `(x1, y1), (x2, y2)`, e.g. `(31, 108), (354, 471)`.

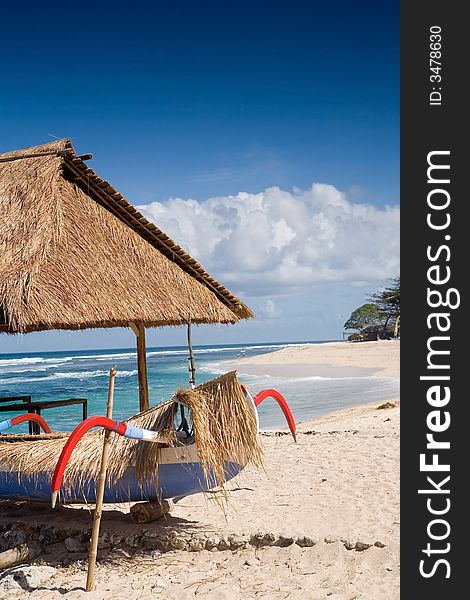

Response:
(0, 444), (243, 503)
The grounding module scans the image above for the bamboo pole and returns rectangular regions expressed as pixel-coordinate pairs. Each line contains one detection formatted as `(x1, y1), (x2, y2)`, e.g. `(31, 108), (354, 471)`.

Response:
(187, 321), (196, 389)
(85, 367), (117, 592)
(130, 322), (149, 412)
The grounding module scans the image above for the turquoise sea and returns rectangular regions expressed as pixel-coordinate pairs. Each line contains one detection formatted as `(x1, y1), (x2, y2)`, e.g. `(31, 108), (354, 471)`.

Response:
(0, 341), (399, 433)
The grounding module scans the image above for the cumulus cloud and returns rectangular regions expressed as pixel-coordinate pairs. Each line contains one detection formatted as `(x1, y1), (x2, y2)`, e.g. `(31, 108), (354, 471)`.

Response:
(138, 183), (399, 297)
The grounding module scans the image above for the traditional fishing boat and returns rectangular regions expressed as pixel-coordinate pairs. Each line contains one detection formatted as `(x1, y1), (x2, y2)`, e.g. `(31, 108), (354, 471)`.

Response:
(0, 140), (296, 506)
(0, 372), (295, 504)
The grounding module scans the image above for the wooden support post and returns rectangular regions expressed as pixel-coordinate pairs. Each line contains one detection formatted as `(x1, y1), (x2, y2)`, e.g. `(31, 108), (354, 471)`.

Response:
(187, 321), (196, 389)
(130, 322), (149, 412)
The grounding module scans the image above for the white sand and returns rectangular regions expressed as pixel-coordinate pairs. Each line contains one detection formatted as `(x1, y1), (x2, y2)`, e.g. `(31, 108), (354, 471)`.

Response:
(2, 341), (400, 599)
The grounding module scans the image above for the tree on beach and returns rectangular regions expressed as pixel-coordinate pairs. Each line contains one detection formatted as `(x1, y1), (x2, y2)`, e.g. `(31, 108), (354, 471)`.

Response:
(344, 278), (400, 340)
(343, 303), (384, 331)
(368, 277), (400, 317)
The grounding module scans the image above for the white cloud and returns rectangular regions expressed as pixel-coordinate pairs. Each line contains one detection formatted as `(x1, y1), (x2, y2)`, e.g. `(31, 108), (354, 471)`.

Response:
(138, 183), (399, 297)
(262, 299), (282, 319)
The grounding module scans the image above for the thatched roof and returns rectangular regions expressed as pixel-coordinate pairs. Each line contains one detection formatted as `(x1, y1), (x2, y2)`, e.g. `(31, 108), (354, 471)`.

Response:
(0, 140), (253, 333)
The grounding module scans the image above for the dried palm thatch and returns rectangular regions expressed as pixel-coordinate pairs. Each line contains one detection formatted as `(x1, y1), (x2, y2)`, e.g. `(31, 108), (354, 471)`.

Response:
(0, 140), (253, 333)
(0, 372), (262, 500)
(174, 372), (263, 491)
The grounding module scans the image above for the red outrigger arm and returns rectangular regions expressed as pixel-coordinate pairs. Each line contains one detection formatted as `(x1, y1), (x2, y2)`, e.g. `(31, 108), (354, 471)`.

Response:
(253, 389), (297, 443)
(0, 413), (52, 434)
(50, 415), (164, 508)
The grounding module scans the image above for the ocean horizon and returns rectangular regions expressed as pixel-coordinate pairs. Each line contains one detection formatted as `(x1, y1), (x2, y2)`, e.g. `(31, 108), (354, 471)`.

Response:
(0, 340), (399, 432)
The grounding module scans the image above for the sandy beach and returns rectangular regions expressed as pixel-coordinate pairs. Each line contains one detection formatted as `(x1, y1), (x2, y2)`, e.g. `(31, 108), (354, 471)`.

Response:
(0, 341), (400, 599)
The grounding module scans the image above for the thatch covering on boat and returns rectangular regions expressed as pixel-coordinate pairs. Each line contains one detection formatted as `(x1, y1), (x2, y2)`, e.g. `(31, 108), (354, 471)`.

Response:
(0, 140), (253, 333)
(0, 372), (262, 498)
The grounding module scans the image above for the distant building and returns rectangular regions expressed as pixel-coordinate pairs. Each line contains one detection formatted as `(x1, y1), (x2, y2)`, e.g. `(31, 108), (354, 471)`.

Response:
(355, 320), (398, 342)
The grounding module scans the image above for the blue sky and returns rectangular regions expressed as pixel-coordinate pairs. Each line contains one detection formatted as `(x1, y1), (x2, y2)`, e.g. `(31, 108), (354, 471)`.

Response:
(1, 2), (399, 353)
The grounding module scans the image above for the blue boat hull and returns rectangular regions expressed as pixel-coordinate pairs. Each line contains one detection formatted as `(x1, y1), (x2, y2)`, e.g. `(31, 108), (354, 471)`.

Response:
(0, 461), (242, 503)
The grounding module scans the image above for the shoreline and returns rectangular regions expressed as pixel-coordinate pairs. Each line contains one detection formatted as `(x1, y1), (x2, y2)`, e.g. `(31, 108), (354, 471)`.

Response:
(225, 339), (400, 380)
(225, 361), (386, 379)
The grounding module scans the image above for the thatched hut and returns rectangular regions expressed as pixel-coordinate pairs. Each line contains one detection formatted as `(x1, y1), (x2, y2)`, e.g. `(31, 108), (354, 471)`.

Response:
(0, 139), (253, 410)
